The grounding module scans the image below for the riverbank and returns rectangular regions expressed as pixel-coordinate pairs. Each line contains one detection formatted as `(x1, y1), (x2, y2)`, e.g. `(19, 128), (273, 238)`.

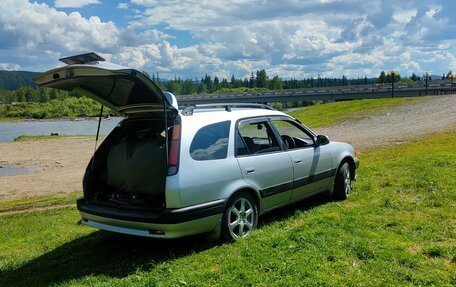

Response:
(0, 136), (97, 202)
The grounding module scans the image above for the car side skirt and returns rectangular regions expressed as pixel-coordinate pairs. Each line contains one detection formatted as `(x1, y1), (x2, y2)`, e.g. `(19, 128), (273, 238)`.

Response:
(259, 168), (337, 198)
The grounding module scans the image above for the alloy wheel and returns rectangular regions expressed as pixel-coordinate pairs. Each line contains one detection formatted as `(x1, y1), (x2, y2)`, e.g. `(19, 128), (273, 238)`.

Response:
(227, 197), (256, 239)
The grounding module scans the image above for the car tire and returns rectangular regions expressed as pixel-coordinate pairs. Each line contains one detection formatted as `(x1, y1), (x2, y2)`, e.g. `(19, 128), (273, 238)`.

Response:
(221, 192), (258, 241)
(333, 162), (352, 200)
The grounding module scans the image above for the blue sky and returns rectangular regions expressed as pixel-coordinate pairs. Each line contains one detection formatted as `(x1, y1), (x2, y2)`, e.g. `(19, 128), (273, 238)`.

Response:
(0, 0), (455, 80)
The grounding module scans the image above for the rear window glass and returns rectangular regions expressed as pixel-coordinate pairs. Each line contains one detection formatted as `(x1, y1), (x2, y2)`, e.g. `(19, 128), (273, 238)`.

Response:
(190, 121), (230, 160)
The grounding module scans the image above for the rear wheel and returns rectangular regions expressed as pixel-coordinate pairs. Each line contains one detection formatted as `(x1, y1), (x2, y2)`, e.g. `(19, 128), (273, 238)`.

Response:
(333, 162), (352, 200)
(221, 192), (258, 241)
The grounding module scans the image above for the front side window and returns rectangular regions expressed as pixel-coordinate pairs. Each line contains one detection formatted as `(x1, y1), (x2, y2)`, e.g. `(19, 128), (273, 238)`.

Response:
(237, 120), (280, 155)
(270, 119), (314, 149)
(190, 121), (230, 160)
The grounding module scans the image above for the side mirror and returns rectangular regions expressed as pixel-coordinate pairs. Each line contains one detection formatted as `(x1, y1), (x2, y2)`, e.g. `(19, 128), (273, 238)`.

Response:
(316, 135), (330, 146)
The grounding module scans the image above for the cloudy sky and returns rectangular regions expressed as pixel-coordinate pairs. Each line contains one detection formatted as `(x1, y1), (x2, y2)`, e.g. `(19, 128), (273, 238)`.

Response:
(0, 0), (455, 80)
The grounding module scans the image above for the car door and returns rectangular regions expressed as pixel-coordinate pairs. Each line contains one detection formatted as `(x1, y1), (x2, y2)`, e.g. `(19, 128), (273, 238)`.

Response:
(269, 117), (333, 200)
(236, 118), (294, 212)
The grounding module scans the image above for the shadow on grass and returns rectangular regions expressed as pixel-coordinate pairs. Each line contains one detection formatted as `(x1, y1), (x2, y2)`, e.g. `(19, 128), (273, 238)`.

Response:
(0, 231), (220, 287)
(0, 193), (331, 286)
(259, 193), (331, 227)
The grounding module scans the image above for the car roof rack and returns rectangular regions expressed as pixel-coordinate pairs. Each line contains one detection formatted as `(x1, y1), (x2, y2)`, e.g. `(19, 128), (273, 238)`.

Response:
(181, 103), (276, 116)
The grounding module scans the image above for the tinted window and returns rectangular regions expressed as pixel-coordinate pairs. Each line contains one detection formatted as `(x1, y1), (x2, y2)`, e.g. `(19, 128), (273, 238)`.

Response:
(190, 121), (230, 160)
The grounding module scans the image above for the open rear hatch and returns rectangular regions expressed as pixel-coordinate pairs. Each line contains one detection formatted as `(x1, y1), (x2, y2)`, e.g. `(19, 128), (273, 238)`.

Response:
(33, 52), (177, 116)
(33, 53), (179, 210)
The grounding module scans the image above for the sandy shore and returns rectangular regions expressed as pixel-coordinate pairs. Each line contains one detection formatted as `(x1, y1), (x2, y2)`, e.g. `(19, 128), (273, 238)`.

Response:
(0, 137), (96, 202)
(1, 95), (455, 203)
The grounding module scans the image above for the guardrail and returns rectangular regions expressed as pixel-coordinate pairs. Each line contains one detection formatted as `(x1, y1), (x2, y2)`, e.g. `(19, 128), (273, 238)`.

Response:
(176, 82), (455, 106)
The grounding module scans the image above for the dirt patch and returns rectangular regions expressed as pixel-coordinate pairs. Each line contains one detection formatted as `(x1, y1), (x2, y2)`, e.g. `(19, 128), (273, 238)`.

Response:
(0, 95), (455, 203)
(0, 203), (75, 216)
(0, 137), (95, 202)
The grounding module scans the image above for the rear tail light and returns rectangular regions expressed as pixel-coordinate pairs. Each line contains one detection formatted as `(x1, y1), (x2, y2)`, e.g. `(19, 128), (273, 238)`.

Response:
(354, 149), (358, 157)
(168, 122), (181, 175)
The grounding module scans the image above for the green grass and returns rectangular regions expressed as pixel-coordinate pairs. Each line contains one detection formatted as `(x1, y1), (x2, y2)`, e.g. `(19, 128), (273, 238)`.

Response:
(0, 191), (80, 214)
(0, 117), (21, 122)
(290, 97), (428, 128)
(1, 129), (455, 286)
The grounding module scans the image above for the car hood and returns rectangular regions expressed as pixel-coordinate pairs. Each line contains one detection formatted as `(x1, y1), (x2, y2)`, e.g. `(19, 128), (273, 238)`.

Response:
(33, 61), (177, 116)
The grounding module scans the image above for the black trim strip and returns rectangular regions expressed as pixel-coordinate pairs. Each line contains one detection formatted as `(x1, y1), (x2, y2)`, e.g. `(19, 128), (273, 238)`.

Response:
(77, 198), (225, 224)
(260, 168), (337, 198)
(293, 168), (337, 189)
(260, 182), (293, 197)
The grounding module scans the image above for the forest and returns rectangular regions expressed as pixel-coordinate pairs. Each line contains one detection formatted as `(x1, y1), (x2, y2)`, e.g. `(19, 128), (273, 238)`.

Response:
(0, 69), (451, 120)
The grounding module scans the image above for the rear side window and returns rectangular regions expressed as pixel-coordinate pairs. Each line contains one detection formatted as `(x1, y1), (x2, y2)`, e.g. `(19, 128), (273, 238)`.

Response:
(190, 121), (231, 160)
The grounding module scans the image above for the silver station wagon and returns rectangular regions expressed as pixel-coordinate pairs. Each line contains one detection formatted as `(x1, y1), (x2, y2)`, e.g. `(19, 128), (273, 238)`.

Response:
(34, 53), (359, 241)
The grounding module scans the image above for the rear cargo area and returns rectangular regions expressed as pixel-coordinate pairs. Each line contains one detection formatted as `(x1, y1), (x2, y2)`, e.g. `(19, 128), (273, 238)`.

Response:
(85, 118), (168, 209)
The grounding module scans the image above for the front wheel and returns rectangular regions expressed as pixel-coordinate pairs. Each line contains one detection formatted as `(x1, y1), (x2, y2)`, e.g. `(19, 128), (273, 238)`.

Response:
(333, 162), (352, 200)
(221, 192), (258, 241)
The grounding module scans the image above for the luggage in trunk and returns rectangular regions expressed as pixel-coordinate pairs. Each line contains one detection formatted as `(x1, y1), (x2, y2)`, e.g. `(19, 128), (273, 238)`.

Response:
(106, 128), (167, 196)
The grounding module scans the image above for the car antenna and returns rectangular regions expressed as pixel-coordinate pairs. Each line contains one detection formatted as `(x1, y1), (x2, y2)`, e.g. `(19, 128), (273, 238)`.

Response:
(91, 105), (104, 170)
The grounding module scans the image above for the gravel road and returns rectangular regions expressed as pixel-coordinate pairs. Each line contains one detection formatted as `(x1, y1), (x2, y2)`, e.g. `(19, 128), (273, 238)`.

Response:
(315, 94), (456, 149)
(1, 94), (455, 202)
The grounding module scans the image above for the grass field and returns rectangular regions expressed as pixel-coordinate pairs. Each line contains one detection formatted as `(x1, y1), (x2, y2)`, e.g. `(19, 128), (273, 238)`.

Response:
(1, 126), (454, 286)
(290, 97), (427, 128)
(0, 191), (80, 215)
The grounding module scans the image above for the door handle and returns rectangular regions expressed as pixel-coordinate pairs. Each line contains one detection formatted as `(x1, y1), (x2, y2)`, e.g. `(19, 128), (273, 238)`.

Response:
(245, 168), (256, 175)
(294, 159), (303, 164)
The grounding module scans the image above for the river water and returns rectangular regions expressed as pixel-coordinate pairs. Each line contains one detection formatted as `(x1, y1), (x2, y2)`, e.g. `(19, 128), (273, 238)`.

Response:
(0, 117), (123, 142)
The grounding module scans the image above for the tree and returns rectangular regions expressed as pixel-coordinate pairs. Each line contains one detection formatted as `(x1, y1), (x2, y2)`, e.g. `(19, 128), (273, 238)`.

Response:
(342, 75), (348, 86)
(220, 78), (229, 89)
(410, 73), (419, 81)
(249, 72), (256, 88)
(166, 80), (182, 95)
(378, 71), (386, 83)
(256, 69), (268, 88)
(386, 70), (400, 83)
(269, 76), (283, 90)
(213, 76), (220, 92)
(181, 79), (197, 95)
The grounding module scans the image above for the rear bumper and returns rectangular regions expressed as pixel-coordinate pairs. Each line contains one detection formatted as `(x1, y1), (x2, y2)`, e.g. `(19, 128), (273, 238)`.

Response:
(80, 211), (222, 239)
(77, 198), (225, 238)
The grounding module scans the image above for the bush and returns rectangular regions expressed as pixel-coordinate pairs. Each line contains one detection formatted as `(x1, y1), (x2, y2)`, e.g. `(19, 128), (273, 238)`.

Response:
(0, 97), (115, 120)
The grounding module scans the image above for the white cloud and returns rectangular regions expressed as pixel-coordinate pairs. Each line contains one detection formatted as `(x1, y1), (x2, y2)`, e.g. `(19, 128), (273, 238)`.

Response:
(54, 0), (101, 8)
(0, 63), (21, 70)
(124, 0), (456, 78)
(392, 9), (417, 24)
(117, 3), (128, 10)
(0, 1), (119, 53)
(0, 0), (455, 79)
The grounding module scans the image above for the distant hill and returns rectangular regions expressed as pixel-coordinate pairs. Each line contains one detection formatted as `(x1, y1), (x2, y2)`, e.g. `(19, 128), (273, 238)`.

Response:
(0, 70), (40, 90)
